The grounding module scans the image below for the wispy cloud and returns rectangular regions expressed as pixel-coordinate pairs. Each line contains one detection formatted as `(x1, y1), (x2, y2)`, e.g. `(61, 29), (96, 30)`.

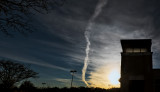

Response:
(0, 53), (70, 72)
(54, 78), (71, 83)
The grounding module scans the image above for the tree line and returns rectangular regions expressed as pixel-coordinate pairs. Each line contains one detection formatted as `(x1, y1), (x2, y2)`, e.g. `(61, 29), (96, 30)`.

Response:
(1, 86), (120, 92)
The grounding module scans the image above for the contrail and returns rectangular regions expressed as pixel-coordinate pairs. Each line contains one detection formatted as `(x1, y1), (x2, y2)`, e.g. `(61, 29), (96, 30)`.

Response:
(82, 0), (108, 87)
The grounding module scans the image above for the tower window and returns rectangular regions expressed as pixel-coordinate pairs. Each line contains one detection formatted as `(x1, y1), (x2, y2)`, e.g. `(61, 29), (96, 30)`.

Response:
(141, 48), (147, 52)
(125, 48), (147, 53)
(126, 48), (133, 52)
(133, 48), (140, 53)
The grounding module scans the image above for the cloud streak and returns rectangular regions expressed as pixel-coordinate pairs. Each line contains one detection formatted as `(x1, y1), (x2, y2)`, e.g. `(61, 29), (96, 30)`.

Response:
(0, 52), (70, 72)
(82, 0), (108, 86)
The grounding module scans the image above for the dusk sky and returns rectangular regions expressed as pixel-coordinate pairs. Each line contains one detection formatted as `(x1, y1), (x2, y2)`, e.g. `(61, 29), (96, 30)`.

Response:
(1, 0), (160, 89)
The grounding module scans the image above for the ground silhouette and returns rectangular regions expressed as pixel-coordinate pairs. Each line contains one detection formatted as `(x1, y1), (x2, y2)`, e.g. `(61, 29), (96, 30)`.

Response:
(1, 87), (120, 92)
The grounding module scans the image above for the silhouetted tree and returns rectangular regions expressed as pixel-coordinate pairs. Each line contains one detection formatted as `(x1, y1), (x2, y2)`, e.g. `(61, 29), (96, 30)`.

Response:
(20, 81), (35, 89)
(0, 60), (38, 88)
(0, 0), (66, 36)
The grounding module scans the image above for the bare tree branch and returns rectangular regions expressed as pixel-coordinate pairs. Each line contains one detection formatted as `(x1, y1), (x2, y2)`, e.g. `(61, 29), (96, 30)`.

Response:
(0, 0), (66, 36)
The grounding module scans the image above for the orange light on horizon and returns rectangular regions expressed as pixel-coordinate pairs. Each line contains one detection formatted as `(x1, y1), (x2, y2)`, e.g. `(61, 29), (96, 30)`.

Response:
(88, 65), (121, 89)
(108, 69), (120, 87)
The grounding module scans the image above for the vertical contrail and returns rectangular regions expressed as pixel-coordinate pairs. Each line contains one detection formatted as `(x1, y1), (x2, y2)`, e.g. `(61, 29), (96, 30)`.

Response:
(82, 0), (108, 87)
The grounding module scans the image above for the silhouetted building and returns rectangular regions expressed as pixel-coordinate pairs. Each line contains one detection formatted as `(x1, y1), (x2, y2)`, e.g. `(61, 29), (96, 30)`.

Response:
(120, 39), (160, 92)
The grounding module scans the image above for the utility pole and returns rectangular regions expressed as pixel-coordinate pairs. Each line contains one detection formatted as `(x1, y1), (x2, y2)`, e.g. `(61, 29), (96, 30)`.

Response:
(70, 70), (77, 88)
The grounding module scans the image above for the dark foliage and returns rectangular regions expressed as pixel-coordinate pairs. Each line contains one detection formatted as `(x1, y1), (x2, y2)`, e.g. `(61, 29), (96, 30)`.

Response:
(20, 81), (36, 89)
(0, 0), (66, 36)
(0, 60), (38, 88)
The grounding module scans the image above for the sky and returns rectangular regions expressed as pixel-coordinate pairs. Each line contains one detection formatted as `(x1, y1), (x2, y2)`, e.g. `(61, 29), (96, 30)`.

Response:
(1, 0), (160, 89)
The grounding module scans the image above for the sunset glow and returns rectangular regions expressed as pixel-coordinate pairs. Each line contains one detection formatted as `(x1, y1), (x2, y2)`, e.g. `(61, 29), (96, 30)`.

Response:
(108, 70), (120, 85)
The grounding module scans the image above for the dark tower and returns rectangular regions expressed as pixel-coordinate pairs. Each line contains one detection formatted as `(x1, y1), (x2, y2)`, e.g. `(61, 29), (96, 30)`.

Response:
(120, 39), (153, 92)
